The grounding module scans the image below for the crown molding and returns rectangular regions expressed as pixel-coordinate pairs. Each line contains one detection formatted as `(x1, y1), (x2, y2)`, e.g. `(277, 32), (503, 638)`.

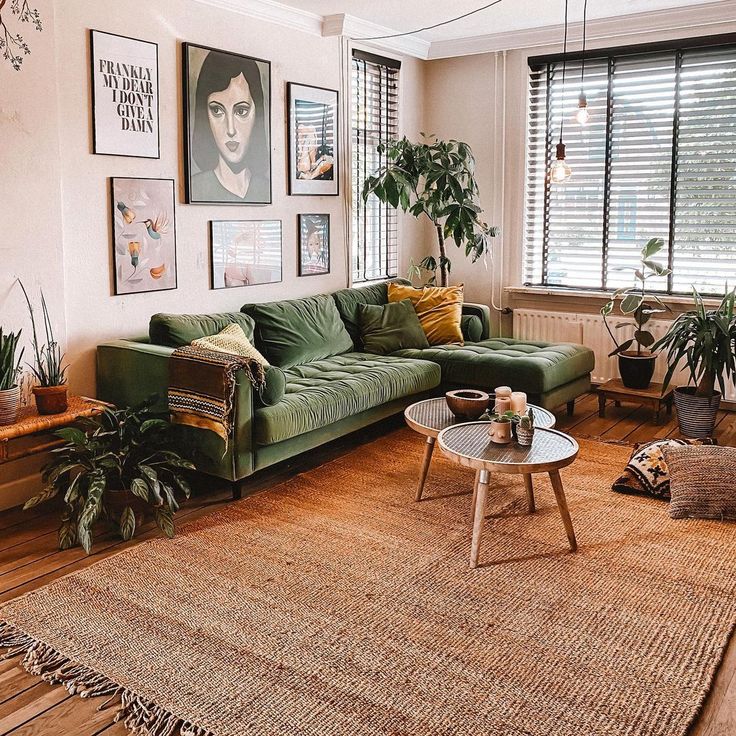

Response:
(323, 13), (431, 59)
(427, 0), (736, 59)
(191, 0), (323, 36)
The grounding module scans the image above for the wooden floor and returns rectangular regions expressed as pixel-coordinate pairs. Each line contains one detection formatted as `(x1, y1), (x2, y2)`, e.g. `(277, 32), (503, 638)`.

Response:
(0, 392), (734, 735)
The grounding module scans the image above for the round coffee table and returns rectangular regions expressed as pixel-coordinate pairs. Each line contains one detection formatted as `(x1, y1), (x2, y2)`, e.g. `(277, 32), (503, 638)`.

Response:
(404, 397), (555, 502)
(437, 424), (579, 568)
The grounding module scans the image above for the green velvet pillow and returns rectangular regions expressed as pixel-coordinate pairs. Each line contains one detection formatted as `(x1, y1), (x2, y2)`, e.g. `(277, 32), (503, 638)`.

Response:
(461, 314), (483, 343)
(358, 299), (430, 355)
(257, 365), (286, 406)
(242, 294), (353, 368)
(149, 312), (255, 348)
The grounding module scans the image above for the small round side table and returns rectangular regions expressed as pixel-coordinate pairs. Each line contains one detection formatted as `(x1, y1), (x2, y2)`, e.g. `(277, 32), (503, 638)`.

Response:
(437, 424), (579, 568)
(404, 397), (556, 503)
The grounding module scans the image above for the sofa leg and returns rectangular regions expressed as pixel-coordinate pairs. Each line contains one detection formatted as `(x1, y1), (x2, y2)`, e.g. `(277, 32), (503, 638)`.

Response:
(566, 400), (575, 417)
(232, 481), (242, 500)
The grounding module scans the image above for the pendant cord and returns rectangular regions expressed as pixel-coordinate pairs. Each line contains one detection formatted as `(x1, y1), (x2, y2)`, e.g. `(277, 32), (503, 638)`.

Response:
(559, 0), (569, 144)
(580, 0), (588, 92)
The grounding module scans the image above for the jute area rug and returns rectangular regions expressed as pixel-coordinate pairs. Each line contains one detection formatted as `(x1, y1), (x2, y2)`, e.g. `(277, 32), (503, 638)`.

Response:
(1, 429), (735, 736)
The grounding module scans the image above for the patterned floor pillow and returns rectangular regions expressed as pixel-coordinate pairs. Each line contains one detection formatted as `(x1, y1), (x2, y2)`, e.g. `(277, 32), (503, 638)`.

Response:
(612, 438), (715, 500)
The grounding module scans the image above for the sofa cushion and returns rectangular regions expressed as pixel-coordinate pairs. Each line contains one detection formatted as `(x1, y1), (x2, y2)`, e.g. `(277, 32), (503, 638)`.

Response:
(243, 294), (353, 368)
(332, 279), (411, 349)
(358, 299), (430, 355)
(254, 353), (440, 445)
(461, 314), (483, 343)
(150, 312), (255, 348)
(392, 338), (595, 394)
(388, 283), (464, 346)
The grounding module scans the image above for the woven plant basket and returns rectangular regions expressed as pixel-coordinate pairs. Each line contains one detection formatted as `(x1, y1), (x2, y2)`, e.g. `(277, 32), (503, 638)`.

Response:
(0, 386), (21, 426)
(674, 387), (721, 439)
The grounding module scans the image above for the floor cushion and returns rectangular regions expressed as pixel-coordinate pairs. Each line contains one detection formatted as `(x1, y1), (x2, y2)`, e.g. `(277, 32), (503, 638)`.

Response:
(254, 353), (440, 445)
(243, 294), (353, 368)
(392, 338), (595, 395)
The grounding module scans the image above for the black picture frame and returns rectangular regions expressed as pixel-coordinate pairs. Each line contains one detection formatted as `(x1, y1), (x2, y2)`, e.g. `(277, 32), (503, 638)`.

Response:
(209, 219), (283, 289)
(183, 42), (272, 205)
(90, 30), (160, 159)
(110, 177), (178, 296)
(298, 214), (330, 277)
(287, 82), (339, 196)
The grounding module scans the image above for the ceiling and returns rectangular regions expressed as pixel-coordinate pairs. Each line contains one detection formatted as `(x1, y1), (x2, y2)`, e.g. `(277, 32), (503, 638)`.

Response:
(279, 0), (724, 41)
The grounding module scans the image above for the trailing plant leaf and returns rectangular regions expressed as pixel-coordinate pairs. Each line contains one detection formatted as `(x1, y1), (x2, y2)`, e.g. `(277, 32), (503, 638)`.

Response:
(23, 485), (58, 510)
(154, 506), (175, 539)
(119, 506), (136, 541)
(58, 518), (77, 551)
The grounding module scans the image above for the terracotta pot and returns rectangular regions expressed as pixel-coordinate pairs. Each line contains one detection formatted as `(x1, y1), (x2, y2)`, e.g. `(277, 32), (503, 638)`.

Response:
(33, 385), (68, 415)
(618, 351), (656, 390)
(0, 386), (21, 426)
(445, 389), (490, 420)
(488, 419), (513, 444)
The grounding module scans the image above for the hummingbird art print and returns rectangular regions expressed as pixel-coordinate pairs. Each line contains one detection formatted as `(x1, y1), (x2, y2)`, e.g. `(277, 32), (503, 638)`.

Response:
(142, 214), (170, 240)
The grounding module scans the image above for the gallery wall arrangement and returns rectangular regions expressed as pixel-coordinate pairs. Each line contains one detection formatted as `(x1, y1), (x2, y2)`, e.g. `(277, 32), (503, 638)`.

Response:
(90, 30), (338, 297)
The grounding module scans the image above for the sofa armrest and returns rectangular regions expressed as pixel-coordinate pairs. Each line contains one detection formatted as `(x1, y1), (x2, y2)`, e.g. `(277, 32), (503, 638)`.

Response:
(96, 339), (255, 481)
(462, 303), (491, 340)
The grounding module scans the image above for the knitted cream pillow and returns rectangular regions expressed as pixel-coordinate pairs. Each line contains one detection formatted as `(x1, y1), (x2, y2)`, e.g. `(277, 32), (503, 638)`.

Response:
(191, 323), (269, 366)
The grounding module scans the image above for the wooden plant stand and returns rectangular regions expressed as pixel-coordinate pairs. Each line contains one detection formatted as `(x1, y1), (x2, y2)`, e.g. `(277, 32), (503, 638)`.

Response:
(596, 379), (674, 425)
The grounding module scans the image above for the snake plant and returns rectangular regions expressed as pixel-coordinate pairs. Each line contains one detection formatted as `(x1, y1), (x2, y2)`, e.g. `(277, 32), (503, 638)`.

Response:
(0, 329), (23, 391)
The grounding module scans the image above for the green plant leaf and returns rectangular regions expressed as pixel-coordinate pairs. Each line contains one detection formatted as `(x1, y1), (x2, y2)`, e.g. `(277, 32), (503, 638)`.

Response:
(634, 330), (656, 347)
(55, 428), (87, 446)
(119, 506), (136, 541)
(154, 506), (175, 539)
(620, 294), (641, 314)
(130, 477), (149, 501)
(58, 519), (77, 551)
(23, 485), (58, 510)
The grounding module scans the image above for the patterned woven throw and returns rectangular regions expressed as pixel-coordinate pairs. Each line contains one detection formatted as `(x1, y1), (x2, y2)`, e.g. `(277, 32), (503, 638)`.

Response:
(169, 345), (265, 443)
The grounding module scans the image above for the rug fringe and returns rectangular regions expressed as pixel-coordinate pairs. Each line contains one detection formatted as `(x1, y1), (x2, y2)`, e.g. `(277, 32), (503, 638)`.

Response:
(0, 621), (214, 736)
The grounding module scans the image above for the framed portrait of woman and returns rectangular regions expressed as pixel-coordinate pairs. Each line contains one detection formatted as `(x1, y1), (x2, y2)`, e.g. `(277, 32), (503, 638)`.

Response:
(183, 43), (272, 205)
(287, 83), (338, 196)
(298, 214), (330, 276)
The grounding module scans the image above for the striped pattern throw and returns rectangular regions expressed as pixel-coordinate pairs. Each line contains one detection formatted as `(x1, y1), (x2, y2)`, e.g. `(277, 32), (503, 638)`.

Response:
(169, 345), (265, 442)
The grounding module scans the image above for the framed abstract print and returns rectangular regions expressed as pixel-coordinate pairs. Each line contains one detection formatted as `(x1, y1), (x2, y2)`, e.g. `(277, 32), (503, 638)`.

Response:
(110, 178), (177, 295)
(210, 220), (282, 289)
(183, 42), (272, 205)
(298, 214), (330, 276)
(90, 30), (160, 158)
(287, 83), (338, 196)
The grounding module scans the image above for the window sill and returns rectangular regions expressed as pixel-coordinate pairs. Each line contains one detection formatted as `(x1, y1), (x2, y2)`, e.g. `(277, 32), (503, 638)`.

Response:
(504, 285), (722, 309)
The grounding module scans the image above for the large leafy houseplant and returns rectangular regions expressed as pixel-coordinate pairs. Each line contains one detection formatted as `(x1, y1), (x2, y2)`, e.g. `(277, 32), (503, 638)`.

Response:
(600, 238), (671, 389)
(24, 401), (195, 552)
(652, 288), (736, 437)
(362, 135), (498, 287)
(18, 280), (68, 414)
(0, 328), (24, 426)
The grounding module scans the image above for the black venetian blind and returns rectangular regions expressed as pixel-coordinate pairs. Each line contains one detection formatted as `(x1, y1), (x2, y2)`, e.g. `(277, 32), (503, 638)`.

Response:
(525, 36), (736, 295)
(351, 49), (400, 283)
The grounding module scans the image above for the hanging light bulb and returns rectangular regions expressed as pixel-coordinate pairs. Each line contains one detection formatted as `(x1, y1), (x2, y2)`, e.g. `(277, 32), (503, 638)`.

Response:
(550, 141), (572, 183)
(576, 92), (590, 125)
(549, 0), (572, 183)
(575, 0), (591, 126)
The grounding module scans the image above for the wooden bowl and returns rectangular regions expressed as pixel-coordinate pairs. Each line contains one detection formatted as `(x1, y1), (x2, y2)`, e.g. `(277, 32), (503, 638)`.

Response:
(445, 389), (490, 420)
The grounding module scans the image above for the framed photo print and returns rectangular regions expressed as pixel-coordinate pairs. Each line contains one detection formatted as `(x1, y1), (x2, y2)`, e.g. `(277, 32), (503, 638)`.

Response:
(110, 178), (177, 295)
(90, 30), (160, 158)
(210, 220), (282, 289)
(184, 43), (272, 205)
(298, 214), (330, 276)
(287, 83), (338, 196)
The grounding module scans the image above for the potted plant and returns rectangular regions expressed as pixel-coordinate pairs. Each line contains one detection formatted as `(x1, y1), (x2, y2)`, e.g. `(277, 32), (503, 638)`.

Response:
(19, 280), (68, 414)
(652, 288), (736, 438)
(23, 401), (196, 552)
(601, 238), (671, 389)
(0, 328), (24, 426)
(517, 408), (535, 447)
(362, 135), (499, 287)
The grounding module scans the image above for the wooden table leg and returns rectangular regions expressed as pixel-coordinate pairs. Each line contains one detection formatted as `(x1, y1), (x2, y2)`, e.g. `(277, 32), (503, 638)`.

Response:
(470, 469), (490, 569)
(548, 470), (577, 552)
(470, 469), (480, 521)
(598, 393), (606, 418)
(523, 474), (535, 513)
(415, 436), (435, 502)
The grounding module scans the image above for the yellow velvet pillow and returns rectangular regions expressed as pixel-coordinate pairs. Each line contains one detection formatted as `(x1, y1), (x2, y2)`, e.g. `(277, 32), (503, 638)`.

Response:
(388, 283), (464, 346)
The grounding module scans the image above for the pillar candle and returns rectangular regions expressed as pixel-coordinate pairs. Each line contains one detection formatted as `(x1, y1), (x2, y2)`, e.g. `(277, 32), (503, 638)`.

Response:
(494, 386), (512, 399)
(494, 396), (511, 414)
(510, 391), (527, 414)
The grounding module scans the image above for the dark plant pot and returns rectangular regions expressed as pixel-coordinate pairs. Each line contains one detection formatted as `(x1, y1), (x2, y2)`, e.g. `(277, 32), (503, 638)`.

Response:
(104, 488), (147, 528)
(33, 385), (68, 415)
(445, 389), (490, 420)
(618, 351), (656, 390)
(674, 387), (721, 439)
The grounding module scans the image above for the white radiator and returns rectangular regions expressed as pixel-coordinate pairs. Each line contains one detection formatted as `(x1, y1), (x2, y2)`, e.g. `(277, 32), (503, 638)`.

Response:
(513, 309), (736, 401)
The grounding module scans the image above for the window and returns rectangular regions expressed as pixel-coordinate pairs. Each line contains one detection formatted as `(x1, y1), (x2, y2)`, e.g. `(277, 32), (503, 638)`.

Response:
(524, 37), (736, 295)
(351, 49), (400, 283)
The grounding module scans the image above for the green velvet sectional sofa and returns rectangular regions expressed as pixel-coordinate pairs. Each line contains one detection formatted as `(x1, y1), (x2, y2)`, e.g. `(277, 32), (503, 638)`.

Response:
(97, 280), (594, 489)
